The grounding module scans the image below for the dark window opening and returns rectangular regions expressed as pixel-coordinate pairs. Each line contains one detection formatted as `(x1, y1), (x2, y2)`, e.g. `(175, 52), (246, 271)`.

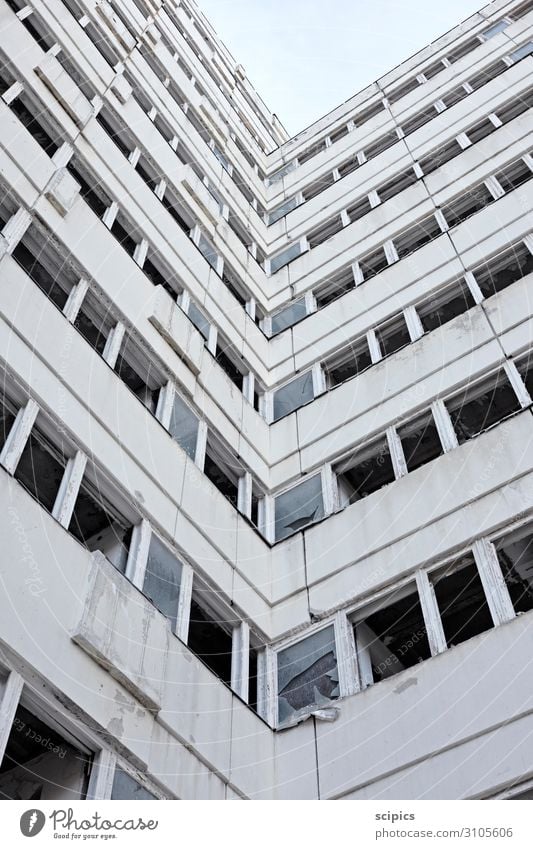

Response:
(432, 558), (494, 647)
(496, 530), (533, 614)
(329, 124), (349, 144)
(394, 215), (442, 260)
(204, 448), (239, 508)
(442, 183), (495, 228)
(441, 86), (468, 109)
(19, 12), (54, 50)
(354, 101), (384, 126)
(326, 339), (372, 386)
(110, 216), (138, 257)
(74, 296), (112, 356)
(376, 314), (410, 357)
(401, 107), (436, 136)
(419, 139), (462, 175)
(215, 342), (244, 391)
(307, 216), (343, 249)
(187, 597), (233, 685)
(359, 246), (388, 280)
(10, 96), (59, 156)
(387, 77), (420, 104)
(0, 704), (91, 800)
(468, 60), (507, 90)
(66, 162), (109, 218)
(135, 159), (158, 191)
(69, 480), (132, 574)
(365, 130), (398, 159)
(337, 155), (359, 179)
(161, 193), (191, 233)
(248, 647), (258, 711)
(447, 37), (482, 63)
(347, 196), (372, 223)
(96, 111), (132, 158)
(494, 158), (533, 193)
(14, 429), (67, 514)
(114, 344), (160, 413)
(447, 371), (521, 444)
(467, 117), (496, 144)
(337, 440), (395, 503)
(315, 267), (354, 309)
(378, 168), (418, 202)
(418, 278), (475, 332)
(474, 243), (533, 298)
(303, 172), (335, 200)
(11, 234), (76, 312)
(423, 60), (446, 80)
(498, 90), (533, 125)
(399, 412), (443, 473)
(355, 588), (431, 685)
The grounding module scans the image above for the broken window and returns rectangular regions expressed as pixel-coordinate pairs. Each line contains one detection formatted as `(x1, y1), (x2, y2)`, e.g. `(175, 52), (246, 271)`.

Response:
(142, 535), (182, 627)
(359, 246), (388, 280)
(378, 168), (418, 203)
(142, 251), (179, 297)
(303, 171), (335, 199)
(517, 354), (533, 400)
(329, 124), (349, 143)
(431, 556), (494, 647)
(442, 183), (495, 228)
(497, 89), (533, 124)
(55, 50), (96, 101)
(0, 703), (91, 800)
(393, 215), (442, 260)
(161, 189), (193, 234)
(0, 392), (16, 455)
(273, 372), (314, 421)
(447, 36), (482, 63)
(337, 155), (359, 179)
(135, 156), (159, 191)
(270, 299), (307, 336)
(401, 106), (437, 136)
(274, 475), (324, 541)
(466, 117), (496, 144)
(114, 338), (161, 413)
(336, 439), (395, 504)
(376, 314), (411, 357)
(325, 338), (372, 387)
(12, 225), (78, 311)
(66, 159), (110, 218)
(417, 278), (475, 332)
(441, 86), (469, 109)
(204, 439), (240, 508)
(398, 411), (443, 473)
(387, 77), (420, 104)
(248, 646), (259, 712)
(419, 139), (462, 175)
(187, 594), (233, 685)
(494, 158), (533, 193)
(297, 139), (327, 165)
(446, 369), (521, 444)
(10, 93), (61, 157)
(110, 213), (140, 258)
(74, 292), (114, 356)
(168, 393), (199, 460)
(315, 266), (354, 308)
(307, 216), (344, 249)
(423, 59), (446, 80)
(270, 242), (304, 274)
(69, 475), (132, 573)
(468, 60), (508, 90)
(495, 528), (533, 614)
(215, 339), (245, 391)
(354, 585), (431, 687)
(111, 768), (156, 800)
(473, 242), (533, 298)
(14, 425), (68, 514)
(96, 110), (133, 158)
(277, 626), (339, 724)
(365, 130), (398, 160)
(354, 100), (384, 126)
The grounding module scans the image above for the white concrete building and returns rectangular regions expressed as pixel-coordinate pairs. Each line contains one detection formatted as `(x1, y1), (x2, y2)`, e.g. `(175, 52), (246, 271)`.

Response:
(0, 0), (532, 801)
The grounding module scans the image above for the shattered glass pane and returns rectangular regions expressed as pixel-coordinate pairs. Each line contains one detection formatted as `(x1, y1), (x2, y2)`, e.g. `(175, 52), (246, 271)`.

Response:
(277, 625), (339, 723)
(274, 474), (324, 541)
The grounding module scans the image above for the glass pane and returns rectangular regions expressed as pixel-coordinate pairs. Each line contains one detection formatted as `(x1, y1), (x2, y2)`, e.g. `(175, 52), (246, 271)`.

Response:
(277, 626), (338, 723)
(169, 394), (199, 460)
(111, 768), (156, 800)
(496, 531), (533, 613)
(270, 243), (303, 274)
(188, 302), (210, 341)
(271, 299), (307, 335)
(273, 372), (314, 421)
(142, 536), (182, 626)
(274, 475), (324, 541)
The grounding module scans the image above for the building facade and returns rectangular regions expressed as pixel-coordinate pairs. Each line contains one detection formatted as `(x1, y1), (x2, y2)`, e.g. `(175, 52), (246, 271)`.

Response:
(0, 0), (533, 801)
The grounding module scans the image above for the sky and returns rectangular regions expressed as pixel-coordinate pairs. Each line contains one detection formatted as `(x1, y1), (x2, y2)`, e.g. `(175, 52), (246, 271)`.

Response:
(197, 0), (486, 136)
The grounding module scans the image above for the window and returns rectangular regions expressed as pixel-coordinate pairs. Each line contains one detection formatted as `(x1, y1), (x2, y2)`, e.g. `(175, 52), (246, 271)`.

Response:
(336, 439), (395, 504)
(365, 130), (398, 159)
(274, 475), (324, 541)
(482, 20), (510, 39)
(378, 168), (418, 203)
(11, 226), (78, 311)
(277, 626), (339, 724)
(398, 412), (443, 472)
(441, 183), (495, 228)
(111, 768), (156, 800)
(393, 215), (442, 260)
(401, 106), (436, 136)
(168, 393), (199, 460)
(510, 0), (533, 20)
(329, 124), (349, 144)
(69, 475), (132, 572)
(74, 293), (114, 356)
(268, 197), (298, 225)
(135, 156), (159, 191)
(14, 425), (68, 514)
(353, 101), (384, 126)
(376, 314), (410, 357)
(419, 139), (462, 175)
(273, 372), (314, 421)
(270, 242), (304, 274)
(473, 243), (533, 298)
(96, 110), (133, 158)
(110, 213), (140, 258)
(359, 246), (388, 280)
(354, 585), (431, 687)
(495, 528), (533, 614)
(431, 556), (494, 647)
(0, 703), (91, 800)
(114, 338), (161, 413)
(326, 338), (372, 387)
(337, 155), (359, 179)
(307, 216), (343, 249)
(303, 171), (335, 199)
(161, 190), (193, 234)
(417, 278), (475, 332)
(142, 536), (182, 627)
(387, 77), (420, 104)
(198, 233), (219, 271)
(187, 594), (233, 685)
(446, 370), (521, 444)
(447, 37), (482, 63)
(215, 340), (245, 391)
(347, 196), (372, 223)
(203, 439), (240, 508)
(494, 158), (533, 193)
(468, 60), (508, 90)
(466, 117), (496, 144)
(517, 354), (533, 400)
(10, 93), (60, 157)
(315, 267), (354, 309)
(187, 302), (210, 342)
(67, 160), (111, 218)
(510, 42), (533, 62)
(270, 299), (307, 336)
(441, 86), (468, 109)
(497, 89), (533, 124)
(423, 59), (446, 80)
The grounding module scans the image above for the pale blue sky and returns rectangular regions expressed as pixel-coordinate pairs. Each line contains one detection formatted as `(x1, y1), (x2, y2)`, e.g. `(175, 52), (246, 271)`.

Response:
(197, 0), (486, 136)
